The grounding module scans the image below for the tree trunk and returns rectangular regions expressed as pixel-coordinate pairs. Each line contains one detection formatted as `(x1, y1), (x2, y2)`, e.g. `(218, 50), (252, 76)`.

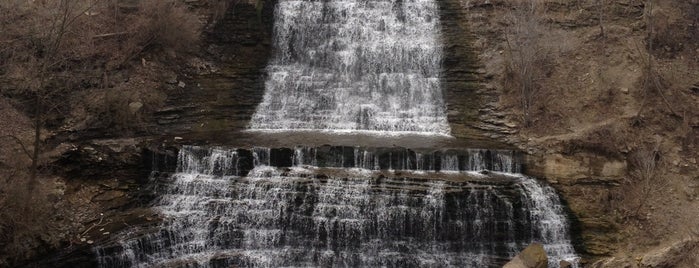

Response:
(28, 92), (41, 193)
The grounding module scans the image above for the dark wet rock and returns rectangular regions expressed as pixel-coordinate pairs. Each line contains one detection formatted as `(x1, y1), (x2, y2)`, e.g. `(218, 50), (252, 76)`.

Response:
(92, 190), (126, 202)
(690, 83), (699, 94)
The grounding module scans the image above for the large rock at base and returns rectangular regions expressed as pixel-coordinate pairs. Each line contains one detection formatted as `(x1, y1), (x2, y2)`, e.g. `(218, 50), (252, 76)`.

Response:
(503, 243), (548, 268)
(559, 260), (572, 268)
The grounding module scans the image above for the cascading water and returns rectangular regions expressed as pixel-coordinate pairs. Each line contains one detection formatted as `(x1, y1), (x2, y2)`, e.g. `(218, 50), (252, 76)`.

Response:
(248, 0), (450, 135)
(96, 147), (578, 267)
(95, 0), (580, 267)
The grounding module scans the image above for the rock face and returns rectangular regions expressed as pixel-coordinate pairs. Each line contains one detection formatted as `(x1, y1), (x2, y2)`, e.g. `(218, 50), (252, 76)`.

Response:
(503, 243), (549, 268)
(525, 153), (626, 184)
(640, 238), (699, 268)
(524, 152), (627, 257)
(437, 1), (493, 140)
(148, 1), (278, 135)
(589, 238), (699, 268)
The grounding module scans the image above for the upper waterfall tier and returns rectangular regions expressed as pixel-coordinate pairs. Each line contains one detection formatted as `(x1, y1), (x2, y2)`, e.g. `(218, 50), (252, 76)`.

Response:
(249, 0), (451, 135)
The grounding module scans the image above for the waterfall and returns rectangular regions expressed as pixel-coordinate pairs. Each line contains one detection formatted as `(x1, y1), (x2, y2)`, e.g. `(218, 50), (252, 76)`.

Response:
(248, 0), (450, 135)
(519, 178), (581, 265)
(95, 0), (580, 267)
(96, 147), (579, 267)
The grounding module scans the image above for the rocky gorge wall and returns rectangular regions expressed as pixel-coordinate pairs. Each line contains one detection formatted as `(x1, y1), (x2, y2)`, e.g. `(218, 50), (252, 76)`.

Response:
(139, 0), (595, 260)
(24, 0), (699, 267)
(157, 0), (595, 260)
(458, 1), (699, 267)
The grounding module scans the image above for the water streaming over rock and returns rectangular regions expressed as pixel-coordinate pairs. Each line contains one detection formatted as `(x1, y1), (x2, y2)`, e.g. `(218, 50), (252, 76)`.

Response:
(95, 0), (580, 266)
(248, 0), (450, 134)
(519, 179), (580, 265)
(96, 146), (579, 267)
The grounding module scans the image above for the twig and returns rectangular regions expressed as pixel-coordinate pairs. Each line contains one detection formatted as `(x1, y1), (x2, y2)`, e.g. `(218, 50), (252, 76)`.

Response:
(2, 135), (33, 160)
(651, 72), (680, 117)
(80, 214), (105, 236)
(92, 31), (131, 39)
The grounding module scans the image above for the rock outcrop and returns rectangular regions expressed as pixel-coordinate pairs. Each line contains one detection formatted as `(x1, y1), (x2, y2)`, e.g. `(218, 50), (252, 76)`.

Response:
(640, 238), (699, 268)
(503, 243), (549, 268)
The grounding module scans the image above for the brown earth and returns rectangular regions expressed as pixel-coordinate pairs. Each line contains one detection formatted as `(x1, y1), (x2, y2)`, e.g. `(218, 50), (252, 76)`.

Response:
(461, 0), (699, 266)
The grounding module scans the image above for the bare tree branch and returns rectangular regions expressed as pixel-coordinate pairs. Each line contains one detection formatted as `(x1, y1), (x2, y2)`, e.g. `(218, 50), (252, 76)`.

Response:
(2, 135), (33, 161)
(503, 0), (551, 126)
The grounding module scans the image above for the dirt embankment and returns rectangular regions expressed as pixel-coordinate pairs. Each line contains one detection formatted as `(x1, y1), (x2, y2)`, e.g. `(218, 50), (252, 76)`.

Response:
(0, 1), (235, 266)
(463, 0), (699, 266)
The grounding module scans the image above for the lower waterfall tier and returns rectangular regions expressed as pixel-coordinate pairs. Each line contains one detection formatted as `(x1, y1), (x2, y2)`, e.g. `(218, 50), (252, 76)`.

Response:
(96, 146), (578, 268)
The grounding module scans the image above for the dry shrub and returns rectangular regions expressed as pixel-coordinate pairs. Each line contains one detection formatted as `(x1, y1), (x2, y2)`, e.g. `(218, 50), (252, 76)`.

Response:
(97, 90), (142, 131)
(1, 0), (199, 131)
(129, 1), (201, 58)
(562, 125), (626, 158)
(0, 0), (202, 76)
(0, 0), (92, 94)
(0, 135), (57, 266)
(86, 0), (202, 69)
(631, 42), (676, 122)
(613, 143), (666, 221)
(0, 171), (63, 266)
(0, 1), (200, 263)
(503, 0), (555, 126)
(646, 3), (698, 58)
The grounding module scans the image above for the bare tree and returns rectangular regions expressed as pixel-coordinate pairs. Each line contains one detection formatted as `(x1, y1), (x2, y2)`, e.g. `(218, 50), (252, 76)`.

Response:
(628, 142), (662, 217)
(503, 0), (551, 126)
(634, 0), (679, 121)
(0, 1), (204, 265)
(597, 0), (606, 38)
(1, 0), (202, 190)
(0, 0), (98, 192)
(615, 141), (665, 221)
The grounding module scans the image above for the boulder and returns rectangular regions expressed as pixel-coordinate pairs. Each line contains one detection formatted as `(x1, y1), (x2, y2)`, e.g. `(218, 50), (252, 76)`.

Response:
(503, 243), (548, 268)
(560, 260), (572, 268)
(128, 101), (143, 114)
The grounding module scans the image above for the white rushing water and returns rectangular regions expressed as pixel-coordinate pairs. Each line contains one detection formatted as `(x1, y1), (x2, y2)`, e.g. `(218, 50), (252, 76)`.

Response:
(249, 0), (451, 135)
(94, 0), (581, 266)
(96, 146), (579, 268)
(519, 178), (581, 267)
